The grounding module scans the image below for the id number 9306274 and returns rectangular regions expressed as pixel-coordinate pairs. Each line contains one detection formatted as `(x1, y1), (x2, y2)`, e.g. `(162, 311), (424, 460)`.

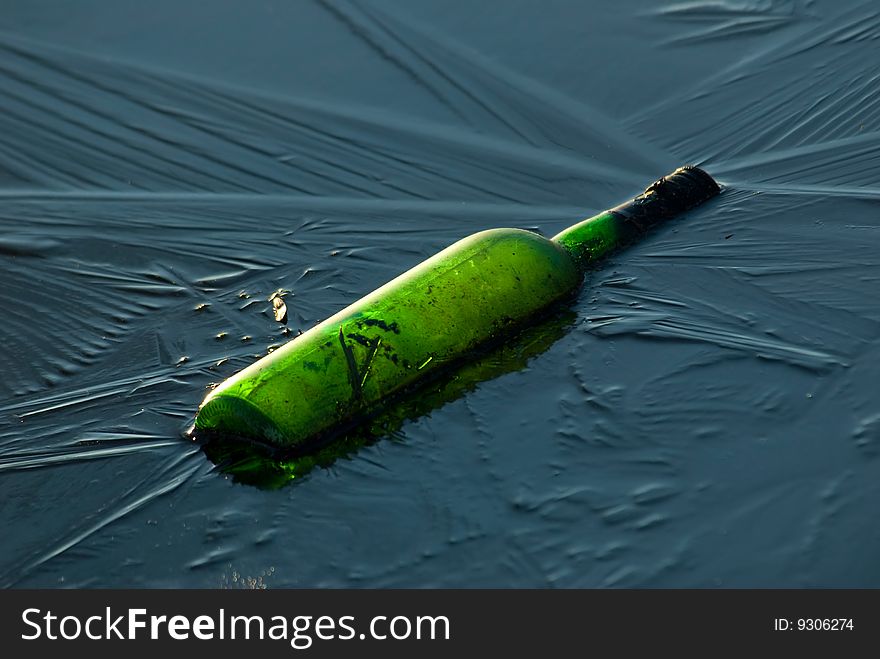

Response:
(773, 618), (854, 631)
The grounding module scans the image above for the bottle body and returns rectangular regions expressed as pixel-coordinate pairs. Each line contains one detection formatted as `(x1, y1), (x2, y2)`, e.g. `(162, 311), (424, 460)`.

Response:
(195, 228), (581, 446)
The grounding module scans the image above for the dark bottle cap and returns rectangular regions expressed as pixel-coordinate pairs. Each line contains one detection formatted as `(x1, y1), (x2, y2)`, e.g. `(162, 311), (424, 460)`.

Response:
(610, 165), (721, 231)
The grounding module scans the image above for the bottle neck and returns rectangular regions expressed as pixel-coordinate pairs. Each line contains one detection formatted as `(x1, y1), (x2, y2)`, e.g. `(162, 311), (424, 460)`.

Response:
(552, 165), (721, 269)
(552, 210), (638, 268)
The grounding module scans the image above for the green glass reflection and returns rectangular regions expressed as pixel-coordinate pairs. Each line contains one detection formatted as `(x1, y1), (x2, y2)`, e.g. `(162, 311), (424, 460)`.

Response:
(195, 308), (577, 489)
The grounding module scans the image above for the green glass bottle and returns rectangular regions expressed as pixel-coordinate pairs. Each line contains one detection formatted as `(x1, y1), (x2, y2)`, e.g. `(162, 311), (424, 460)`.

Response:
(194, 166), (719, 448)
